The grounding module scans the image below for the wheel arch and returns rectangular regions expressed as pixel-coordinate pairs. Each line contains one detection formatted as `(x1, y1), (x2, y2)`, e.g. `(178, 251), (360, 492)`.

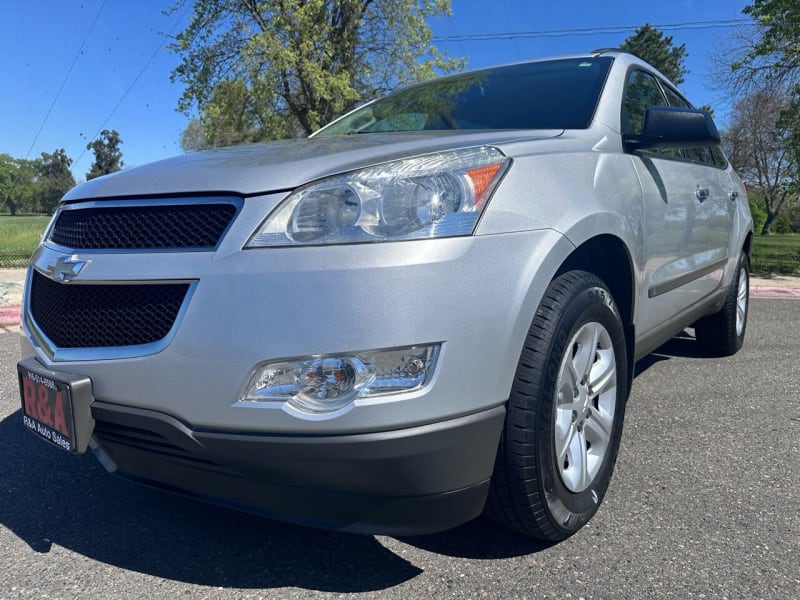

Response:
(554, 234), (636, 391)
(742, 230), (753, 258)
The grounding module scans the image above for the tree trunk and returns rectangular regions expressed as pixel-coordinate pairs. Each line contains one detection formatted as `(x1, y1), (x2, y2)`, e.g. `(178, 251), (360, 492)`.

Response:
(761, 210), (778, 234)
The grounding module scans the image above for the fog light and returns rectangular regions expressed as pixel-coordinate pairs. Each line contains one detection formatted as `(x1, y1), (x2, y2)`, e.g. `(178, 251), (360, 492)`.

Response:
(293, 356), (369, 413)
(241, 344), (440, 415)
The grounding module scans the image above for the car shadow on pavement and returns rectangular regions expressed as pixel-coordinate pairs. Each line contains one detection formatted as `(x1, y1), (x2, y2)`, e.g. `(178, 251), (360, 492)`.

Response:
(634, 331), (706, 377)
(400, 521), (553, 558)
(0, 409), (548, 591)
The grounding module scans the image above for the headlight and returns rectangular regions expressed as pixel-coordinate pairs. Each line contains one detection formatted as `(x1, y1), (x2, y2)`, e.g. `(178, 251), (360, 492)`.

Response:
(246, 146), (509, 247)
(239, 344), (440, 415)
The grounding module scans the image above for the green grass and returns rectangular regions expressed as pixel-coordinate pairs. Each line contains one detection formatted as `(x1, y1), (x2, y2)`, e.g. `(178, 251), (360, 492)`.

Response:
(751, 233), (800, 275)
(0, 215), (51, 268)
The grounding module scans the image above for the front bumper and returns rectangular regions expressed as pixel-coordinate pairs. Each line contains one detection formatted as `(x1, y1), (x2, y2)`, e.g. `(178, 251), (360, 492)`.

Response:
(23, 210), (569, 435)
(89, 400), (505, 534)
(20, 195), (574, 533)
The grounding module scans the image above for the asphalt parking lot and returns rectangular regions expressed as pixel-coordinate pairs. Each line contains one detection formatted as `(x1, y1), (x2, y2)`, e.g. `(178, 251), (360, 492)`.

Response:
(0, 297), (798, 599)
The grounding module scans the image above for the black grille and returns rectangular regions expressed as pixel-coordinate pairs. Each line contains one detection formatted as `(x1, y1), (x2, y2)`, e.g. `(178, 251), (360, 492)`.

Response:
(50, 203), (237, 249)
(30, 270), (190, 348)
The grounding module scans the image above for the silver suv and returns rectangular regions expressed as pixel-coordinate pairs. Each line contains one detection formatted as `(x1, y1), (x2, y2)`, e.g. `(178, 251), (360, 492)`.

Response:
(17, 51), (752, 540)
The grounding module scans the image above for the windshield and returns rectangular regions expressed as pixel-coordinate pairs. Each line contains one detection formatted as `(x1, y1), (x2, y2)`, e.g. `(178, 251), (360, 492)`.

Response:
(315, 57), (613, 136)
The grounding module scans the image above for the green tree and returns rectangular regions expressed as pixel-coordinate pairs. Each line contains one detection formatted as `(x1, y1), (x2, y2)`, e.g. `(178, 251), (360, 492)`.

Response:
(180, 119), (207, 153)
(184, 78), (281, 149)
(730, 2), (800, 175)
(0, 154), (19, 215)
(789, 203), (800, 232)
(724, 89), (797, 234)
(0, 154), (40, 215)
(747, 191), (769, 234)
(37, 149), (76, 214)
(740, 0), (800, 81)
(772, 213), (793, 233)
(86, 129), (124, 180)
(620, 23), (688, 84)
(169, 0), (464, 150)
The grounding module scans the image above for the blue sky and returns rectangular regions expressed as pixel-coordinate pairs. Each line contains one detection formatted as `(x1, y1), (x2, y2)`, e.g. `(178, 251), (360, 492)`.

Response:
(1, 1), (752, 181)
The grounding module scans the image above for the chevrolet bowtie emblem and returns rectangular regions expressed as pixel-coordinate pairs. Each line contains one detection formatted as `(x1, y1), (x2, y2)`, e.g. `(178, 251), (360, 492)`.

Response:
(46, 255), (88, 281)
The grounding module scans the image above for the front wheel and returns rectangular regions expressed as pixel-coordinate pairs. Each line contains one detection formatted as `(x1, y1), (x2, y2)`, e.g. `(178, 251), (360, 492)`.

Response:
(485, 271), (629, 540)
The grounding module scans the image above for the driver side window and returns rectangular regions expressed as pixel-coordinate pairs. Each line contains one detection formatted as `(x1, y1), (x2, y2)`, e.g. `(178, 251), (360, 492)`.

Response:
(622, 70), (668, 136)
(622, 70), (684, 159)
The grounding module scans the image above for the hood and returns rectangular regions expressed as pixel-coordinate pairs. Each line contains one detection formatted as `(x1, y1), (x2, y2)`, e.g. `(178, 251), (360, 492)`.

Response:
(64, 130), (562, 201)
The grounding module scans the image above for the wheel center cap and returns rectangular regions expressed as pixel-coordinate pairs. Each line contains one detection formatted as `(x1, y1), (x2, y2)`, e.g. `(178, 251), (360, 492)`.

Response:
(578, 382), (591, 420)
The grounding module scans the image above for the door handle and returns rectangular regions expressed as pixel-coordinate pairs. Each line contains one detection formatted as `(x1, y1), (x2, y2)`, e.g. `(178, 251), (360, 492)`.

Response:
(695, 187), (709, 202)
(729, 190), (739, 201)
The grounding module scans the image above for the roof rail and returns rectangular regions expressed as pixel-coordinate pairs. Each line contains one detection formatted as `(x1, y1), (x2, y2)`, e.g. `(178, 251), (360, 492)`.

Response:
(591, 48), (623, 56)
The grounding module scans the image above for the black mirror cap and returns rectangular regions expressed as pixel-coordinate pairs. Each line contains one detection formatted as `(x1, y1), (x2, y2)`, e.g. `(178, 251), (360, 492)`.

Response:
(624, 106), (720, 151)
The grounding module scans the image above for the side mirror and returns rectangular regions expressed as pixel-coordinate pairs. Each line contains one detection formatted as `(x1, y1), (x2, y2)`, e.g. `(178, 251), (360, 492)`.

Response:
(624, 106), (720, 151)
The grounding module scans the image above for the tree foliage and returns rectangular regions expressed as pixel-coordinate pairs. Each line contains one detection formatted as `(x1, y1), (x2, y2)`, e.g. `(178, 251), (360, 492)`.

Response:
(0, 155), (35, 216)
(86, 129), (124, 181)
(620, 23), (688, 84)
(747, 191), (769, 234)
(724, 89), (797, 234)
(726, 1), (800, 235)
(740, 0), (800, 82)
(713, 2), (800, 93)
(0, 150), (76, 215)
(37, 149), (76, 214)
(169, 0), (464, 150)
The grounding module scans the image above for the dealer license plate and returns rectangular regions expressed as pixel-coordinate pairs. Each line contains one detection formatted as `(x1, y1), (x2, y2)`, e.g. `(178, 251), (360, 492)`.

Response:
(18, 363), (78, 452)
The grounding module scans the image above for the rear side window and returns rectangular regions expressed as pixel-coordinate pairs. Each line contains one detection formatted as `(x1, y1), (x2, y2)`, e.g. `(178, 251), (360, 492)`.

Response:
(663, 83), (728, 168)
(662, 85), (690, 109)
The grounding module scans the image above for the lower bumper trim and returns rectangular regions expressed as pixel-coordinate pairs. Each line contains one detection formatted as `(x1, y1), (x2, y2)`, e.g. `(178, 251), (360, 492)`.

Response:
(90, 401), (505, 535)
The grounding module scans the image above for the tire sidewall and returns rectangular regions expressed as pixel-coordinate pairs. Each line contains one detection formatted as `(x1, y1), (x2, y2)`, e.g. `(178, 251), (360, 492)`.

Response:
(732, 254), (750, 351)
(534, 282), (628, 534)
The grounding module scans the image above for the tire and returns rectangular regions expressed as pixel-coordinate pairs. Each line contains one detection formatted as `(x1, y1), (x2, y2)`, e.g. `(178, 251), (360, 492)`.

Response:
(485, 271), (629, 540)
(694, 252), (749, 357)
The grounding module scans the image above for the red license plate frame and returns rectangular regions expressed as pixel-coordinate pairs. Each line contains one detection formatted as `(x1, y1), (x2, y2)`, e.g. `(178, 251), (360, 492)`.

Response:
(18, 363), (77, 452)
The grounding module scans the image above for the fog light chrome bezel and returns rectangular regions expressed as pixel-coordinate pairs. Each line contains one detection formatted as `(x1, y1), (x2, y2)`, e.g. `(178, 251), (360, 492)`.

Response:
(236, 344), (441, 418)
